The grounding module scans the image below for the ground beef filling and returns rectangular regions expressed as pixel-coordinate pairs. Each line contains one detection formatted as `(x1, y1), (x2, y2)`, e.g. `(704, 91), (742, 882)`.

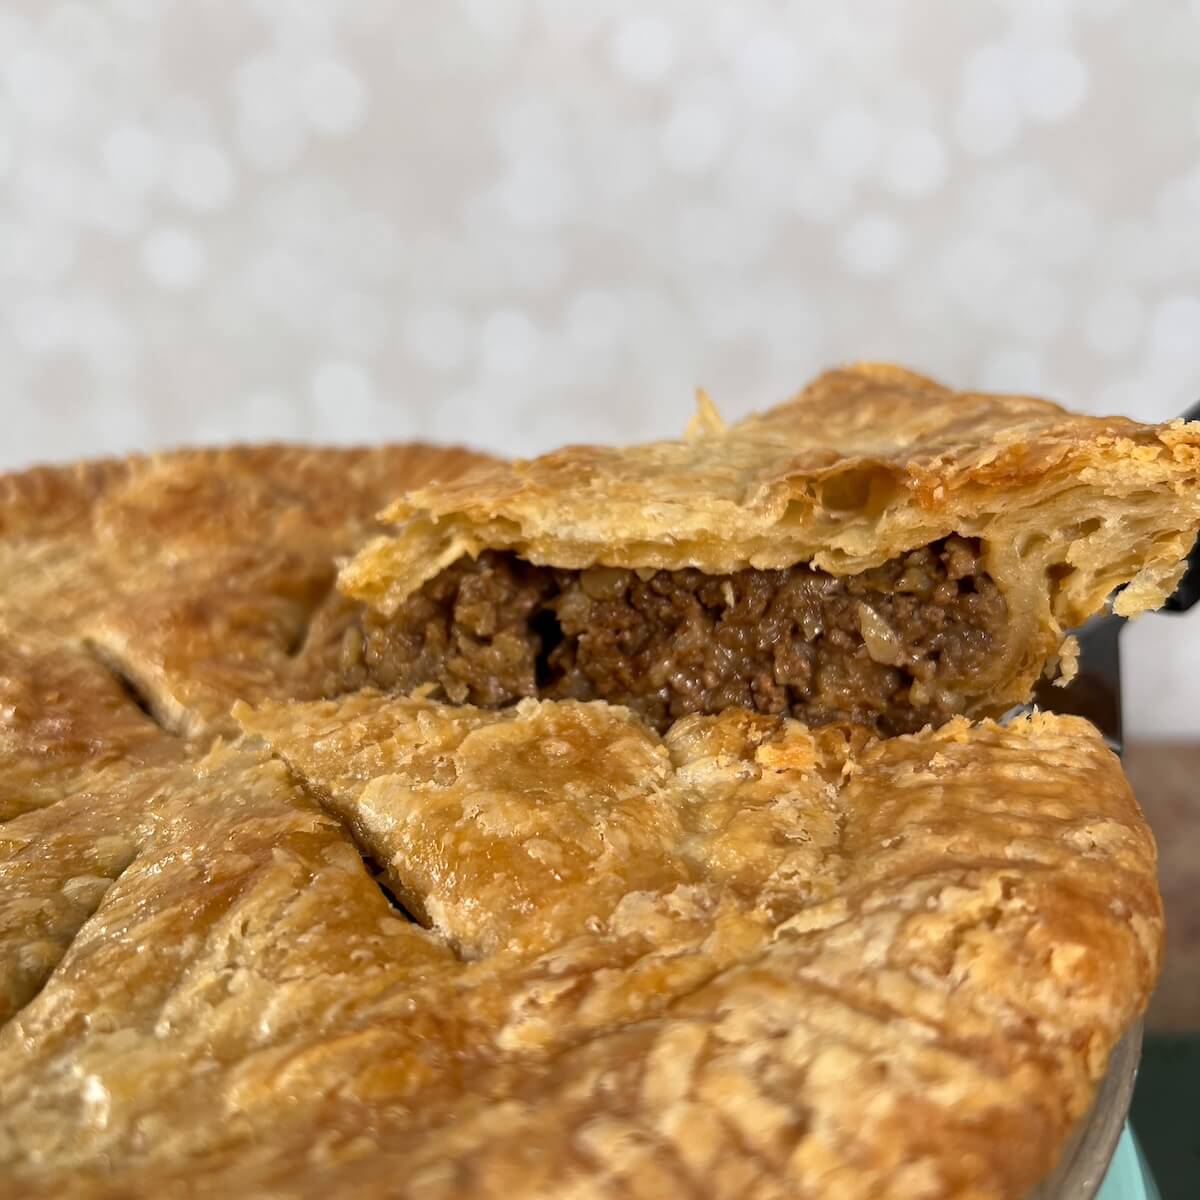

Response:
(339, 537), (1006, 735)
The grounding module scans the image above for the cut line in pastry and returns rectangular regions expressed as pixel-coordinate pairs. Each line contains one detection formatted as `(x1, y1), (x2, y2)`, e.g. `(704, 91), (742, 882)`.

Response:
(4, 694), (1155, 1198)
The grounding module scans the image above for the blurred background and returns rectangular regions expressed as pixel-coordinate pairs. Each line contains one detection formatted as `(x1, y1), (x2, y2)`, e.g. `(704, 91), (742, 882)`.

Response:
(1, 0), (1199, 739)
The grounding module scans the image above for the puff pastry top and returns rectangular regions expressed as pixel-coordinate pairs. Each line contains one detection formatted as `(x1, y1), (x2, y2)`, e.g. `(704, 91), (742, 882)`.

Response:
(0, 412), (1168, 1199)
(341, 364), (1200, 719)
(0, 692), (1162, 1200)
(0, 443), (491, 742)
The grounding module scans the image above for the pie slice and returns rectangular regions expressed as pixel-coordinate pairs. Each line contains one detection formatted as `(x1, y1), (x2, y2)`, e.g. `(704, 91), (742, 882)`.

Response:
(0, 635), (188, 1021)
(0, 740), (454, 1197)
(340, 364), (1200, 733)
(1, 692), (1158, 1198)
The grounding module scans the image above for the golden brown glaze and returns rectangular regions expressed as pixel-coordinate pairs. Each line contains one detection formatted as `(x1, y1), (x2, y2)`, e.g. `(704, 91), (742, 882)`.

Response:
(0, 695), (1162, 1200)
(0, 381), (1173, 1198)
(0, 638), (181, 822)
(0, 444), (492, 737)
(343, 364), (1200, 721)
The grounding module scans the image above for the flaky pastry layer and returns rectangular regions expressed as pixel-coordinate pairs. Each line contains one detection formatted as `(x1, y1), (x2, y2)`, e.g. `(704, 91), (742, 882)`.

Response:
(341, 365), (1200, 720)
(0, 406), (1170, 1199)
(0, 693), (1162, 1200)
(0, 443), (491, 743)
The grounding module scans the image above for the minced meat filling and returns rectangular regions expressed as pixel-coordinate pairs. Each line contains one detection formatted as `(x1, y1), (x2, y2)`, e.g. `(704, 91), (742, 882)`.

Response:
(337, 536), (1006, 735)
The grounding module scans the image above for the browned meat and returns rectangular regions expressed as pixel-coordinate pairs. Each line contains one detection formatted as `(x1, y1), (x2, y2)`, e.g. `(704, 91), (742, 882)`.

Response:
(337, 537), (1006, 735)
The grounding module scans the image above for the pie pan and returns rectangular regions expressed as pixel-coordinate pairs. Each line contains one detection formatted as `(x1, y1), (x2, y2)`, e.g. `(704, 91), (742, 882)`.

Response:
(1032, 1024), (1142, 1199)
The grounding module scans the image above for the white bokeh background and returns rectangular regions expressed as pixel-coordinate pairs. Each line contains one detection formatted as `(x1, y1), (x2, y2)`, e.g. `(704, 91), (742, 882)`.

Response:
(2, 0), (1199, 733)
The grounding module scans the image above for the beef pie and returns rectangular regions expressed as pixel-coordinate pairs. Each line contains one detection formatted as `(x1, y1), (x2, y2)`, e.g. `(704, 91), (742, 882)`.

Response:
(0, 364), (1196, 1199)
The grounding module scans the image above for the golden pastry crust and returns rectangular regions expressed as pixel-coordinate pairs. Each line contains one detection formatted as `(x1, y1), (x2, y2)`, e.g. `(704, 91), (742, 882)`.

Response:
(0, 442), (485, 1056)
(0, 638), (181, 822)
(0, 417), (1167, 1199)
(0, 443), (492, 737)
(341, 364), (1200, 719)
(0, 694), (1160, 1200)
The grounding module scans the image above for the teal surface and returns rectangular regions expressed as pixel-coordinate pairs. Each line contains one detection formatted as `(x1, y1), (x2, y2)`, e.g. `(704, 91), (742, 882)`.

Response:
(1129, 1033), (1200, 1200)
(1096, 1128), (1157, 1200)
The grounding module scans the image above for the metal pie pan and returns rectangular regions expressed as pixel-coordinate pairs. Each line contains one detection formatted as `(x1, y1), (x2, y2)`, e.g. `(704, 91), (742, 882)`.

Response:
(1030, 1022), (1142, 1199)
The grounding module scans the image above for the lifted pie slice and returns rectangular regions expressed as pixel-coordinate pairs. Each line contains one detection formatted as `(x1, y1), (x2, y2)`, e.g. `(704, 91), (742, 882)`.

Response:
(340, 364), (1200, 733)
